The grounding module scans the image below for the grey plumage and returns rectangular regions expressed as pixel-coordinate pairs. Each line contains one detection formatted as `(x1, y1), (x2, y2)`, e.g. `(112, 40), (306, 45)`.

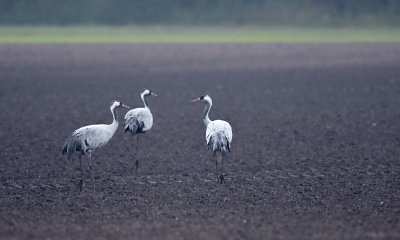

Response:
(62, 126), (114, 158)
(123, 89), (157, 171)
(62, 127), (107, 159)
(123, 90), (154, 137)
(61, 100), (130, 191)
(191, 94), (233, 184)
(123, 117), (145, 136)
(62, 135), (84, 160)
(208, 132), (231, 156)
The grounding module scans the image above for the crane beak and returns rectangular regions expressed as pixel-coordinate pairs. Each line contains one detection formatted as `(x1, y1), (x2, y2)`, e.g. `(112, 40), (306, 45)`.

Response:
(122, 104), (131, 109)
(190, 98), (200, 103)
(151, 92), (158, 97)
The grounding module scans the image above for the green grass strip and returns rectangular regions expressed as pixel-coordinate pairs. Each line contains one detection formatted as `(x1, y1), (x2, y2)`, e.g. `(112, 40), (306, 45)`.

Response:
(1, 26), (400, 43)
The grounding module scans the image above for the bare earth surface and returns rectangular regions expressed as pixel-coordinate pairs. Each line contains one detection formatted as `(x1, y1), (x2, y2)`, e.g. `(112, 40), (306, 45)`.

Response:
(0, 43), (400, 239)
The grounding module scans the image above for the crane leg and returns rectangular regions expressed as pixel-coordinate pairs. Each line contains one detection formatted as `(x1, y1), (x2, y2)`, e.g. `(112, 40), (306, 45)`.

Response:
(213, 153), (219, 182)
(215, 154), (218, 172)
(88, 153), (95, 191)
(219, 153), (225, 184)
(78, 153), (83, 191)
(135, 135), (139, 171)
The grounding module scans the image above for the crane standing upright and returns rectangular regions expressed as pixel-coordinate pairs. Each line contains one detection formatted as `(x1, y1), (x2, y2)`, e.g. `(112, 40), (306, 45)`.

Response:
(123, 89), (158, 170)
(191, 94), (232, 183)
(63, 100), (130, 191)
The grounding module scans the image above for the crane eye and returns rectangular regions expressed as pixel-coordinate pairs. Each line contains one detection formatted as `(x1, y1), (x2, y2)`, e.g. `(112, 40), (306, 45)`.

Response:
(200, 96), (204, 100)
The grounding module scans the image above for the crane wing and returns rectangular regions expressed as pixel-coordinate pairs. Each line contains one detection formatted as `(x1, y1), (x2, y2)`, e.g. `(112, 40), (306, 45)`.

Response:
(123, 108), (153, 135)
(62, 125), (113, 159)
(205, 120), (232, 154)
(73, 125), (113, 150)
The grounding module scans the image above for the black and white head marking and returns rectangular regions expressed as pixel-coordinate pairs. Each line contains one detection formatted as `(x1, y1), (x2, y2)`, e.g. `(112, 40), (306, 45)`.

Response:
(110, 100), (120, 108)
(142, 89), (151, 96)
(200, 95), (212, 104)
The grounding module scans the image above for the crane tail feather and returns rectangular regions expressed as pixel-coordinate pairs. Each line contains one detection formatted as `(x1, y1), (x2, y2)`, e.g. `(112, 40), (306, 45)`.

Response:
(208, 132), (230, 154)
(62, 136), (83, 160)
(226, 137), (231, 152)
(123, 118), (145, 136)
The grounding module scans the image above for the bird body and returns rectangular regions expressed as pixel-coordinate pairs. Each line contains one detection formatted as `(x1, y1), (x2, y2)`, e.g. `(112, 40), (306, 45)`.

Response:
(191, 94), (232, 183)
(123, 89), (157, 170)
(63, 122), (118, 160)
(62, 100), (130, 191)
(123, 107), (153, 135)
(206, 120), (232, 154)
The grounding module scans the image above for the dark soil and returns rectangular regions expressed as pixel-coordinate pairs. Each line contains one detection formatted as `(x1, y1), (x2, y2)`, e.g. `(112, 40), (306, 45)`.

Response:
(1, 43), (400, 240)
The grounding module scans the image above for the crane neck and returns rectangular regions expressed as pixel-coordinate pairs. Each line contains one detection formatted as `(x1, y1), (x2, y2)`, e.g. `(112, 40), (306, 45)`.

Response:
(110, 106), (119, 125)
(203, 101), (212, 127)
(141, 93), (149, 109)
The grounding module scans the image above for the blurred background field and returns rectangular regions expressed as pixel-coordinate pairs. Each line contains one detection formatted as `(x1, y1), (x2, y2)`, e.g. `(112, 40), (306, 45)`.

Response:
(1, 0), (399, 26)
(0, 0), (399, 43)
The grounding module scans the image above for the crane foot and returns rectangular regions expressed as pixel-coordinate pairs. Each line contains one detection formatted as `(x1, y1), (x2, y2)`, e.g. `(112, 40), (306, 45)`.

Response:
(77, 180), (83, 192)
(135, 160), (139, 171)
(218, 174), (225, 184)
